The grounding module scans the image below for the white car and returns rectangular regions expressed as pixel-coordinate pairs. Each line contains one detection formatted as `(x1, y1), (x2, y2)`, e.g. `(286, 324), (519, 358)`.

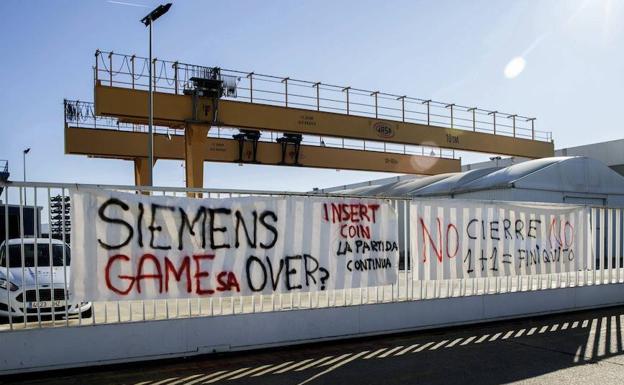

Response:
(0, 238), (92, 320)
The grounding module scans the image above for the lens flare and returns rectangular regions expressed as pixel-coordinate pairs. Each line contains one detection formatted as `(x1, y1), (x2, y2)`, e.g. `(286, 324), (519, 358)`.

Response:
(504, 57), (526, 79)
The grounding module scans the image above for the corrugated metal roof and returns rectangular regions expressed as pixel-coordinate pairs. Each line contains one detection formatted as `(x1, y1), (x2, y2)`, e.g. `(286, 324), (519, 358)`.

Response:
(411, 167), (501, 196)
(458, 157), (571, 191)
(336, 156), (624, 199)
(365, 172), (458, 196)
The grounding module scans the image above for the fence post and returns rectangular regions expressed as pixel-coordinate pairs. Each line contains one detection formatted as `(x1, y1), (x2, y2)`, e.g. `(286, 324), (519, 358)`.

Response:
(108, 51), (113, 86)
(130, 55), (136, 89)
(488, 110), (498, 135)
(94, 50), (100, 84)
(247, 72), (254, 102)
(282, 77), (289, 107)
(173, 61), (178, 94)
(343, 86), (350, 114)
(508, 114), (517, 137)
(313, 82), (321, 111)
(371, 91), (379, 118)
(445, 103), (455, 128)
(422, 100), (431, 125)
(152, 58), (157, 92)
(468, 107), (476, 131)
(397, 96), (406, 122)
(526, 117), (536, 140)
(282, 78), (290, 107)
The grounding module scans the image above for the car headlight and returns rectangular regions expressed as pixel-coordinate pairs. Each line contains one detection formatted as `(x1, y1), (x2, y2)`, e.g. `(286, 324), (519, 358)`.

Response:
(0, 278), (18, 292)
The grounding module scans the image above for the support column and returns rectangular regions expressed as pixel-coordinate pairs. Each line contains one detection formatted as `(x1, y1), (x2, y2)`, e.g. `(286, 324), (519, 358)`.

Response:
(133, 157), (151, 186)
(184, 123), (209, 190)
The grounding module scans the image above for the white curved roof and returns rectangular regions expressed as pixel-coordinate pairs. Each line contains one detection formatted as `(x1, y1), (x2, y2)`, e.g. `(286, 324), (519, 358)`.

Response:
(335, 184), (386, 195)
(366, 172), (459, 196)
(411, 167), (501, 196)
(340, 157), (624, 201)
(459, 156), (624, 195)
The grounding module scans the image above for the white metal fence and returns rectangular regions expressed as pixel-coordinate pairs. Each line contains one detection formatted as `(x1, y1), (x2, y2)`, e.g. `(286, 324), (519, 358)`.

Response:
(1, 181), (622, 333)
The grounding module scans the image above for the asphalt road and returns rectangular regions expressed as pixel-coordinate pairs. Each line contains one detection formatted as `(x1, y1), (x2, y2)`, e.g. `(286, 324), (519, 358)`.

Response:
(5, 306), (624, 385)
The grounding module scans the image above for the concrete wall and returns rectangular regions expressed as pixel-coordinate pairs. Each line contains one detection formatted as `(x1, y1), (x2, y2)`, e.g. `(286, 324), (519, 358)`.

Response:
(2, 283), (624, 375)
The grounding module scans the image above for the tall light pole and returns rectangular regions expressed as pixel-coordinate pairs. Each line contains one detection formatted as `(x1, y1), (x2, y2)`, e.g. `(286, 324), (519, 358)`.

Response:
(141, 3), (172, 186)
(23, 148), (30, 182)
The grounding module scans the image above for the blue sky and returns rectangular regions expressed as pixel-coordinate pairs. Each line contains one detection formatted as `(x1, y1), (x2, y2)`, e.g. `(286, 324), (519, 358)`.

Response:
(1, 0), (622, 191)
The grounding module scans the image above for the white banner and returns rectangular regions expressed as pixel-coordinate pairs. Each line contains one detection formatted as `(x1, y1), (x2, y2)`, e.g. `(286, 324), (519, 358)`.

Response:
(70, 190), (399, 301)
(410, 200), (591, 280)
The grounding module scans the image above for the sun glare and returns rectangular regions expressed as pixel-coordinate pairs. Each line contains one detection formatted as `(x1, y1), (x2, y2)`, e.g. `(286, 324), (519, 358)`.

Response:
(504, 56), (526, 79)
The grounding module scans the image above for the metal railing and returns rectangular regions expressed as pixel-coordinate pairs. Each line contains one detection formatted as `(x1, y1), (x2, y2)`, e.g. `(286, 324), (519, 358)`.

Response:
(93, 50), (552, 143)
(64, 99), (457, 159)
(1, 181), (621, 333)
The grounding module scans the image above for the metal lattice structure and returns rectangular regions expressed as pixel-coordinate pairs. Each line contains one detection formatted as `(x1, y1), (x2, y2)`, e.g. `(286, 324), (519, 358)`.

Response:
(49, 195), (70, 241)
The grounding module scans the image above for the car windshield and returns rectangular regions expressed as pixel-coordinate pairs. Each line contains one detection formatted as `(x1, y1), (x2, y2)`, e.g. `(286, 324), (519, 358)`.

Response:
(0, 243), (71, 268)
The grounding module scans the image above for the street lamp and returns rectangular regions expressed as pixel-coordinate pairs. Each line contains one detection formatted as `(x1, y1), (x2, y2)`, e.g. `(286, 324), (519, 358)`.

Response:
(23, 148), (30, 182)
(141, 3), (172, 186)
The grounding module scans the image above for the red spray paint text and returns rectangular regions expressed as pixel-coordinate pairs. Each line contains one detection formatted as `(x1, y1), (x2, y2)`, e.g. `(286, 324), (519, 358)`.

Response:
(322, 203), (380, 240)
(104, 253), (240, 296)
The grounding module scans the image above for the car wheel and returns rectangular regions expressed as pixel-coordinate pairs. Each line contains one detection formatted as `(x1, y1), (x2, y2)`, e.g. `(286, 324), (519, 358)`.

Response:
(81, 307), (93, 319)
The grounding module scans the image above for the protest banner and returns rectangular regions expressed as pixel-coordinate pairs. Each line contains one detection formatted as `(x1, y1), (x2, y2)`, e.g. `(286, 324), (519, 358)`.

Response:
(410, 200), (591, 280)
(70, 190), (399, 301)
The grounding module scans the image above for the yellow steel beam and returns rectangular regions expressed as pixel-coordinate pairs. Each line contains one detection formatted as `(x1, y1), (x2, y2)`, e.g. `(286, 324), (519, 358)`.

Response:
(94, 85), (554, 158)
(65, 126), (460, 175)
(133, 157), (151, 187)
(184, 123), (208, 189)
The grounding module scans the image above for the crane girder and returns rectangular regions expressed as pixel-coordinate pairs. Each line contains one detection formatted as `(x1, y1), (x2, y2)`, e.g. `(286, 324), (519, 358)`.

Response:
(94, 84), (554, 159)
(65, 126), (461, 186)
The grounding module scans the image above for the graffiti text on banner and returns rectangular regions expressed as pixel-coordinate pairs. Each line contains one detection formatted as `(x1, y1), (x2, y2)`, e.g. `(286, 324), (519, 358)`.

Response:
(410, 200), (591, 280)
(70, 190), (399, 301)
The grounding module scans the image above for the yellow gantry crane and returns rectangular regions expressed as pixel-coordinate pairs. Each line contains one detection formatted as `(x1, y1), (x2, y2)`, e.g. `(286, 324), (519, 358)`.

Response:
(64, 51), (554, 188)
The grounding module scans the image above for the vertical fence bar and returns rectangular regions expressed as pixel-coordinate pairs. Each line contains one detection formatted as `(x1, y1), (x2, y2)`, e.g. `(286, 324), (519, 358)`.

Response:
(173, 61), (178, 95)
(61, 188), (70, 326)
(108, 52), (113, 86)
(282, 77), (289, 107)
(313, 82), (321, 111)
(601, 208), (606, 284)
(509, 114), (517, 137)
(398, 96), (406, 122)
(33, 187), (41, 327)
(403, 200), (409, 299)
(94, 50), (100, 84)
(47, 188), (57, 326)
(371, 91), (379, 118)
(446, 104), (455, 128)
(423, 100), (431, 125)
(608, 209), (613, 283)
(488, 111), (497, 135)
(247, 72), (254, 103)
(4, 187), (12, 330)
(615, 209), (622, 283)
(591, 207), (597, 285)
(468, 107), (476, 131)
(19, 187), (26, 328)
(131, 55), (135, 89)
(527, 118), (536, 140)
(152, 58), (157, 92)
(343, 87), (350, 115)
(391, 200), (397, 302)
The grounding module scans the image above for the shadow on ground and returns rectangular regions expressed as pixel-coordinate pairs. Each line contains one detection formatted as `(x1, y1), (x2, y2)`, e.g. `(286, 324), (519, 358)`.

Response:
(4, 306), (624, 385)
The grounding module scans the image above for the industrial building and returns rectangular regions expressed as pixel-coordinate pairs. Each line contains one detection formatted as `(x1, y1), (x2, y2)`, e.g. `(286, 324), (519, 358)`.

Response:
(317, 141), (624, 208)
